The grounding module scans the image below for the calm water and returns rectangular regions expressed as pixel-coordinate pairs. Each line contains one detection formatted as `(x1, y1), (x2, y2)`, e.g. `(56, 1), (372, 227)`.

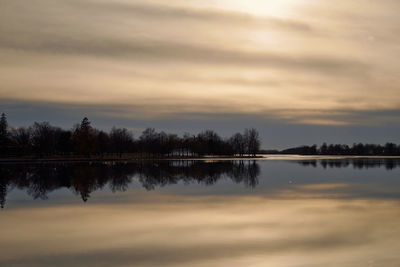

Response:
(1, 157), (400, 267)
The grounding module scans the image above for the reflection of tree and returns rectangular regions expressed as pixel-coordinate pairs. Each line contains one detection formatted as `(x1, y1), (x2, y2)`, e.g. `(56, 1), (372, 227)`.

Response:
(72, 166), (101, 202)
(298, 161), (318, 168)
(137, 161), (260, 190)
(108, 164), (132, 192)
(230, 161), (260, 188)
(27, 165), (60, 200)
(0, 160), (260, 208)
(296, 158), (400, 170)
(0, 176), (7, 209)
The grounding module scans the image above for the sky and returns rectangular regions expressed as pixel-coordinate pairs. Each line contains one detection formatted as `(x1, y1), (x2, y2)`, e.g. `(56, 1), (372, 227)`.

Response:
(1, 0), (400, 148)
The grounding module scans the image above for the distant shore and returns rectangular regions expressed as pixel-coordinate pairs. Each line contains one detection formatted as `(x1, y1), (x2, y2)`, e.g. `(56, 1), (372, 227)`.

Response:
(261, 154), (400, 160)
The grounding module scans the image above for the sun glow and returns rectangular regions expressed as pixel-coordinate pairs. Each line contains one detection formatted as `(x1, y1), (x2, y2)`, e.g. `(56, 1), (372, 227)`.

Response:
(216, 0), (299, 18)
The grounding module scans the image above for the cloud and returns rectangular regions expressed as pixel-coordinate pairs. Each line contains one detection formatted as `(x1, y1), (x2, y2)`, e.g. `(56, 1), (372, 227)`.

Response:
(77, 1), (314, 32)
(0, 0), (369, 77)
(0, 0), (400, 146)
(0, 39), (369, 77)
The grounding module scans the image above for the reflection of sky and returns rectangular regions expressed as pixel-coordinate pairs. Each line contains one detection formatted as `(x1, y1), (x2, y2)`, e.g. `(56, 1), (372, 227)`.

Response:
(2, 160), (400, 266)
(4, 160), (400, 208)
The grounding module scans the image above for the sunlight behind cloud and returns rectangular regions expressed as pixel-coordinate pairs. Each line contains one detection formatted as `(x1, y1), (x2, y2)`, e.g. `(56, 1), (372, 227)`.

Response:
(214, 0), (301, 18)
(0, 0), (399, 127)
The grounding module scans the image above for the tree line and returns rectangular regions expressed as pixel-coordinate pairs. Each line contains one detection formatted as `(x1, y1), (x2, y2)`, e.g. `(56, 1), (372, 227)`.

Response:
(0, 113), (261, 158)
(279, 143), (400, 156)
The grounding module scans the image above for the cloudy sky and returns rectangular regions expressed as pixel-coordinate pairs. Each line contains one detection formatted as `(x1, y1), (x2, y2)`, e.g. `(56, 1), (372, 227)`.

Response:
(1, 0), (399, 148)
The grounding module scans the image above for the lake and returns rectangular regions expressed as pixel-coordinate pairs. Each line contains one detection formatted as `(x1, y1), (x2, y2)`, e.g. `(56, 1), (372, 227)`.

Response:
(1, 157), (400, 267)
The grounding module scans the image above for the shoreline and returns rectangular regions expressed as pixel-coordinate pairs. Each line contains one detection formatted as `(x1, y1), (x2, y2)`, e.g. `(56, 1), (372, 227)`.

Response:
(1, 154), (400, 163)
(0, 155), (263, 163)
(261, 154), (400, 160)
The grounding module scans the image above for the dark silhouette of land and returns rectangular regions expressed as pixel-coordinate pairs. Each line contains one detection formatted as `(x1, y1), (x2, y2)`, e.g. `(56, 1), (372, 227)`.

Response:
(0, 160), (260, 208)
(0, 113), (261, 160)
(2, 113), (399, 160)
(261, 143), (400, 156)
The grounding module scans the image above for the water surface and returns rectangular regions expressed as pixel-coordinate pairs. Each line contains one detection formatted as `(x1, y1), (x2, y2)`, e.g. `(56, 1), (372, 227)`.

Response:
(1, 158), (400, 266)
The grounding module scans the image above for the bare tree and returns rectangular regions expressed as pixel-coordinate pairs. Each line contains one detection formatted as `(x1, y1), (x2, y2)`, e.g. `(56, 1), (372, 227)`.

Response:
(31, 122), (58, 156)
(10, 127), (32, 155)
(244, 128), (260, 156)
(110, 127), (134, 157)
(229, 132), (246, 156)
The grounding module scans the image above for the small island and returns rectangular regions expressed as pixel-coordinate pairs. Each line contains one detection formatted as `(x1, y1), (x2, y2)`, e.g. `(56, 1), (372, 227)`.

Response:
(260, 143), (400, 156)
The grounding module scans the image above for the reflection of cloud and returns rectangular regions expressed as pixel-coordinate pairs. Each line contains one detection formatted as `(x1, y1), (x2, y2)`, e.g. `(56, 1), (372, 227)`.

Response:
(297, 183), (350, 190)
(1, 195), (400, 266)
(274, 183), (400, 200)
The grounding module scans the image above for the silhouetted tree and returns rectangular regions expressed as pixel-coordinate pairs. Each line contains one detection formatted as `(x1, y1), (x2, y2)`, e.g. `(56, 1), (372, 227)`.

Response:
(139, 128), (158, 156)
(31, 122), (58, 156)
(0, 114), (267, 158)
(0, 113), (9, 155)
(167, 133), (180, 156)
(384, 143), (397, 156)
(245, 128), (261, 156)
(197, 130), (226, 155)
(282, 142), (400, 156)
(55, 129), (73, 155)
(97, 130), (110, 156)
(319, 143), (327, 154)
(10, 127), (32, 155)
(109, 127), (134, 156)
(72, 118), (98, 156)
(230, 133), (246, 156)
(182, 133), (193, 156)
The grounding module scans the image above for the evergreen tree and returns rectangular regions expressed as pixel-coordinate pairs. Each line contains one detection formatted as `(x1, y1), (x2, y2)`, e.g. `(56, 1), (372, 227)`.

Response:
(72, 117), (98, 155)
